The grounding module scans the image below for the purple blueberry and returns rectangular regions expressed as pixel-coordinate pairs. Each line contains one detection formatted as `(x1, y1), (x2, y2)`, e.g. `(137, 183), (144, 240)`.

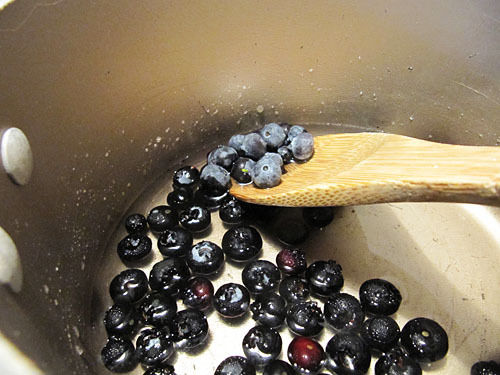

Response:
(200, 164), (231, 194)
(290, 132), (314, 161)
(231, 157), (256, 184)
(260, 123), (286, 150)
(242, 133), (267, 160)
(208, 145), (239, 171)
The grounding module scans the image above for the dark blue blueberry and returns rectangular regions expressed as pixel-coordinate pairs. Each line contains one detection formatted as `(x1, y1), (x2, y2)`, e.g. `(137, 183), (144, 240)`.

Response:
(172, 309), (209, 349)
(101, 337), (138, 373)
(219, 198), (246, 224)
(359, 279), (402, 316)
(286, 301), (324, 337)
(149, 258), (191, 297)
(275, 218), (309, 245)
(324, 293), (365, 332)
(147, 206), (178, 233)
(136, 327), (174, 367)
(186, 241), (224, 275)
(125, 213), (148, 234)
(242, 133), (267, 160)
(242, 260), (281, 295)
(231, 157), (255, 184)
(279, 276), (310, 304)
(252, 156), (282, 188)
(167, 188), (193, 210)
(262, 360), (295, 375)
(325, 331), (371, 374)
(302, 207), (334, 228)
(471, 361), (500, 375)
(208, 145), (239, 171)
(194, 188), (230, 211)
(286, 125), (306, 144)
(242, 325), (282, 368)
(400, 318), (448, 362)
(375, 347), (422, 375)
(172, 166), (200, 191)
(104, 304), (141, 336)
(306, 260), (344, 297)
(117, 234), (152, 262)
(182, 276), (214, 310)
(200, 164), (231, 194)
(213, 283), (250, 318)
(215, 356), (256, 375)
(250, 292), (287, 328)
(277, 146), (293, 164)
(157, 227), (193, 257)
(260, 123), (286, 150)
(140, 292), (177, 327)
(361, 316), (400, 352)
(143, 365), (177, 375)
(228, 134), (245, 155)
(222, 225), (263, 262)
(290, 132), (314, 161)
(276, 248), (307, 275)
(109, 269), (149, 305)
(179, 205), (211, 232)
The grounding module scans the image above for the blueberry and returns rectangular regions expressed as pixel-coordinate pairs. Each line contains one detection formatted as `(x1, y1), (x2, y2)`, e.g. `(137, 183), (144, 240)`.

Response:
(182, 276), (214, 310)
(277, 146), (293, 164)
(147, 206), (178, 233)
(136, 327), (175, 367)
(219, 197), (246, 224)
(117, 234), (152, 262)
(286, 125), (306, 144)
(361, 316), (401, 352)
(208, 145), (239, 170)
(149, 258), (191, 297)
(167, 189), (193, 210)
(143, 364), (177, 375)
(359, 279), (402, 316)
(140, 292), (177, 327)
(231, 157), (256, 184)
(375, 347), (422, 375)
(260, 123), (286, 150)
(278, 276), (310, 304)
(306, 260), (344, 297)
(125, 213), (148, 234)
(275, 218), (309, 245)
(250, 292), (287, 328)
(262, 360), (295, 375)
(104, 304), (141, 336)
(276, 248), (307, 275)
(194, 188), (230, 211)
(109, 269), (149, 305)
(287, 336), (325, 374)
(215, 356), (256, 375)
(252, 156), (282, 188)
(213, 283), (250, 318)
(242, 325), (282, 368)
(324, 293), (365, 332)
(290, 132), (314, 161)
(172, 166), (200, 191)
(143, 365), (177, 375)
(241, 133), (267, 160)
(471, 361), (500, 375)
(200, 164), (231, 194)
(325, 331), (371, 374)
(157, 227), (193, 258)
(302, 207), (334, 228)
(242, 260), (281, 294)
(172, 308), (209, 349)
(228, 134), (245, 155)
(101, 336), (138, 373)
(221, 225), (263, 262)
(186, 241), (224, 275)
(179, 205), (211, 232)
(400, 317), (448, 362)
(286, 301), (324, 337)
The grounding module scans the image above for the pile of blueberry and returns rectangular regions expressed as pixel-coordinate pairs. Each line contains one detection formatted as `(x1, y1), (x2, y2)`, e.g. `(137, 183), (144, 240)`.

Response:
(202, 122), (314, 189)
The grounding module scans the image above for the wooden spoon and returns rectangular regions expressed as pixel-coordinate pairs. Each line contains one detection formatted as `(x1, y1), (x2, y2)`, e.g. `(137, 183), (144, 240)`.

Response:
(230, 132), (500, 207)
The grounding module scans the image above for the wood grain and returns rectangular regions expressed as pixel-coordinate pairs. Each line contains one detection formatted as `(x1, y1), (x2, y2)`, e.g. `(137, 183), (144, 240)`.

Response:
(230, 133), (500, 207)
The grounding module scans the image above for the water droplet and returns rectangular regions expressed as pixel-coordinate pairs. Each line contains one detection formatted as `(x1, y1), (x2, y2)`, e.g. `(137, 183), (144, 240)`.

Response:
(54, 299), (59, 306)
(43, 285), (49, 294)
(359, 91), (363, 96)
(408, 66), (414, 71)
(308, 68), (314, 72)
(156, 136), (162, 143)
(409, 115), (414, 121)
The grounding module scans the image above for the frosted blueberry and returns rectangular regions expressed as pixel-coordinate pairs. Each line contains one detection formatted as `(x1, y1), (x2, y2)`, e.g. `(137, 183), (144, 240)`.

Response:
(200, 164), (231, 193)
(252, 157), (282, 188)
(260, 123), (286, 150)
(229, 134), (245, 155)
(207, 145), (238, 171)
(290, 132), (314, 161)
(286, 125), (306, 144)
(242, 133), (267, 160)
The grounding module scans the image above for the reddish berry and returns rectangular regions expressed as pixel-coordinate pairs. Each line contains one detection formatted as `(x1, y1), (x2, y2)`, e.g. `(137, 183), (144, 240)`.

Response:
(287, 336), (324, 373)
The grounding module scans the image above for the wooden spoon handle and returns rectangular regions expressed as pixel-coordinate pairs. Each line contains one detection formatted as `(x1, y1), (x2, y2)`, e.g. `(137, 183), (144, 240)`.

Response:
(230, 133), (500, 207)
